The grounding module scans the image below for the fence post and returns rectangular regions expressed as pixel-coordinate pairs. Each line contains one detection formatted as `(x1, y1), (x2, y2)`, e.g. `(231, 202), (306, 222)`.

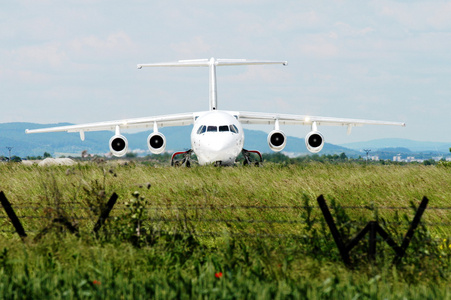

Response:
(317, 195), (351, 266)
(374, 223), (403, 257)
(368, 221), (377, 261)
(0, 191), (27, 240)
(345, 222), (370, 253)
(393, 196), (429, 264)
(93, 192), (118, 234)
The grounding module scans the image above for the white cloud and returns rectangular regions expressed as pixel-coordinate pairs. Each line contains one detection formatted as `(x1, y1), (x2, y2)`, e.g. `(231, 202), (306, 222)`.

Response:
(0, 68), (52, 85)
(170, 37), (212, 58)
(20, 17), (67, 41)
(333, 22), (375, 38)
(227, 65), (290, 84)
(378, 1), (451, 31)
(67, 31), (135, 58)
(5, 42), (68, 71)
(294, 35), (340, 58)
(273, 10), (322, 31)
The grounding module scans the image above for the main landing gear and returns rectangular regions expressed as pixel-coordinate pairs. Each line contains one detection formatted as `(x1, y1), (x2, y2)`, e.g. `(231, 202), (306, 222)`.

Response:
(241, 149), (263, 166)
(171, 149), (194, 167)
(170, 149), (263, 167)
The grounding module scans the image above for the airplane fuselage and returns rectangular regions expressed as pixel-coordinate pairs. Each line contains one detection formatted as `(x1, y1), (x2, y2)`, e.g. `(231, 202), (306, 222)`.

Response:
(191, 111), (244, 165)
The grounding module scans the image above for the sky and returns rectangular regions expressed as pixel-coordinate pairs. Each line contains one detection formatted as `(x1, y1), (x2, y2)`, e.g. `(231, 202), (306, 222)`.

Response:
(1, 0), (451, 144)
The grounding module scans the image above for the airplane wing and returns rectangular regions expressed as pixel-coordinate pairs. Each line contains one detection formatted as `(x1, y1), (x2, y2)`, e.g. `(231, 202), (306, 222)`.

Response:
(25, 112), (197, 138)
(236, 111), (405, 129)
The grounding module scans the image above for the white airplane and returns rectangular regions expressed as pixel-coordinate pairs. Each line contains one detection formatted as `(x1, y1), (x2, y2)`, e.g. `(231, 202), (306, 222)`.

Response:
(26, 57), (405, 166)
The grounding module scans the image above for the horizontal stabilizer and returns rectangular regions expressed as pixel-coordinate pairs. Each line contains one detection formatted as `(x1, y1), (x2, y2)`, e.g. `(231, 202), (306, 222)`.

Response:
(137, 58), (287, 69)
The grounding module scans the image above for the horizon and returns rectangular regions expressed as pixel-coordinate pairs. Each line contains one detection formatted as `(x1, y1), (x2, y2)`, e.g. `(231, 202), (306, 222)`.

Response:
(0, 122), (449, 160)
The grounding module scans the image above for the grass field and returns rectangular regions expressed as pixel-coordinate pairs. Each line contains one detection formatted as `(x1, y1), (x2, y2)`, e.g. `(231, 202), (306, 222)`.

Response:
(0, 162), (449, 298)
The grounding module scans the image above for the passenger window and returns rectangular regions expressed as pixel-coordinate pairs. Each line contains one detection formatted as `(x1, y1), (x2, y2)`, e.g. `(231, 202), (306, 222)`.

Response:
(197, 125), (206, 134)
(219, 125), (229, 132)
(207, 126), (217, 132)
(230, 124), (239, 133)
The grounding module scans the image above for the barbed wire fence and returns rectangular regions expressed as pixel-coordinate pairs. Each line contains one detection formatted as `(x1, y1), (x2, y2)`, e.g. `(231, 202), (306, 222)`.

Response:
(0, 190), (450, 266)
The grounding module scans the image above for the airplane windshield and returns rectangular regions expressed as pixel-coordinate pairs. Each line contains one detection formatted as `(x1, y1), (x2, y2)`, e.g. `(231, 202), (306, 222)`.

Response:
(197, 124), (239, 134)
(207, 126), (217, 132)
(197, 125), (206, 134)
(230, 124), (239, 133)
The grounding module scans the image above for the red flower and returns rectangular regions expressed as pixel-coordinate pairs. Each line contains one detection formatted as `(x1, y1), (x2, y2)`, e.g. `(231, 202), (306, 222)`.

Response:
(215, 272), (223, 278)
(93, 280), (101, 285)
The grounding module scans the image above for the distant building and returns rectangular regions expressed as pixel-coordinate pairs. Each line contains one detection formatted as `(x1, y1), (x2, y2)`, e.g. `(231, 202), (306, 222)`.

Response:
(393, 154), (402, 162)
(392, 155), (424, 163)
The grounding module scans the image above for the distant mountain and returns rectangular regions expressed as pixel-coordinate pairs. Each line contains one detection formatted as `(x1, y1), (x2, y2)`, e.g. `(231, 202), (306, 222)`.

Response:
(0, 122), (359, 158)
(377, 147), (412, 154)
(340, 138), (450, 153)
(0, 122), (113, 157)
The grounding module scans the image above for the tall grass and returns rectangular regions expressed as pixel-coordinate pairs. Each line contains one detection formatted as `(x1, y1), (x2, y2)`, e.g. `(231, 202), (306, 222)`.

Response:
(2, 162), (450, 208)
(1, 162), (449, 235)
(0, 162), (449, 298)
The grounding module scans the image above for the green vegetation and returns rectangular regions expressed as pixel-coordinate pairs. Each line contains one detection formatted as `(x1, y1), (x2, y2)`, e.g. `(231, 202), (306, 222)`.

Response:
(261, 152), (449, 166)
(0, 162), (449, 298)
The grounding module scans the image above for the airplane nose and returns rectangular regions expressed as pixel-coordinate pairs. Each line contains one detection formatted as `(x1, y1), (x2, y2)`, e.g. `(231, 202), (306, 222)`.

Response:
(200, 133), (241, 164)
(205, 135), (234, 151)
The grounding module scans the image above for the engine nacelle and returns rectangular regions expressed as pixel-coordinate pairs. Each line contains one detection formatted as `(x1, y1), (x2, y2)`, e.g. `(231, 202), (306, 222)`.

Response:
(147, 132), (166, 154)
(305, 131), (324, 153)
(267, 130), (286, 152)
(109, 134), (128, 157)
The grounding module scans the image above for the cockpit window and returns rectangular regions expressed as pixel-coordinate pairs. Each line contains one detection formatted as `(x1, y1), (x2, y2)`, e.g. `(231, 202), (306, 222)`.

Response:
(197, 125), (206, 134)
(198, 124), (238, 134)
(230, 124), (239, 134)
(207, 126), (217, 132)
(219, 125), (229, 132)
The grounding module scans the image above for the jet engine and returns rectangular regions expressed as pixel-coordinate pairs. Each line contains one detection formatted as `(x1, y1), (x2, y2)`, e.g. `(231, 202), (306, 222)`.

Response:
(147, 132), (166, 154)
(109, 134), (128, 157)
(305, 131), (324, 153)
(267, 130), (286, 152)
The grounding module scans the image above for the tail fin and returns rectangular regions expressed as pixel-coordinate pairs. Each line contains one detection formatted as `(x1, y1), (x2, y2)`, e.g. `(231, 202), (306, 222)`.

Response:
(138, 57), (287, 111)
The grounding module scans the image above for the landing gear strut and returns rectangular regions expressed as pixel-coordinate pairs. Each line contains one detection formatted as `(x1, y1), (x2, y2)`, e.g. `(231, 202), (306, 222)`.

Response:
(171, 149), (194, 167)
(241, 149), (263, 166)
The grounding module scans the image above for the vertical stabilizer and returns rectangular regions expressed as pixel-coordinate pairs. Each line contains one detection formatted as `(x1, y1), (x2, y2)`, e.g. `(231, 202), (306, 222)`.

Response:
(208, 58), (217, 110)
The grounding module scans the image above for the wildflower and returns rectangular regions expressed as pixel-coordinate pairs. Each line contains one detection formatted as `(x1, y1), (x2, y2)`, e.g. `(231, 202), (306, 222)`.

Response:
(215, 272), (223, 278)
(93, 280), (101, 285)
